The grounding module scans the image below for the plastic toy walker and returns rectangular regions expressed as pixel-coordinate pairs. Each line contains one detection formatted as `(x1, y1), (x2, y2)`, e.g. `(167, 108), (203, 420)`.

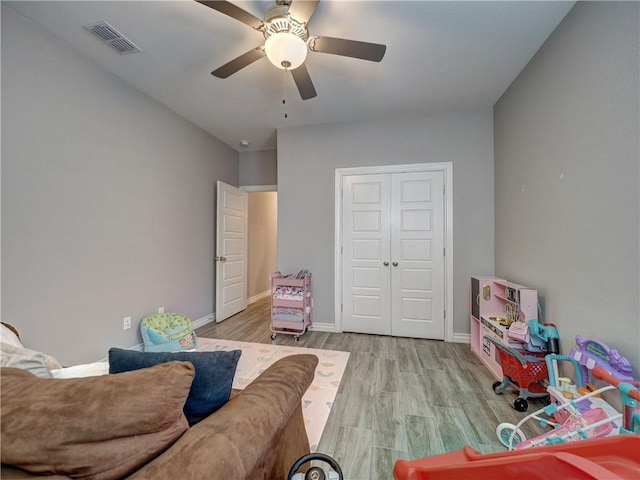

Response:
(495, 379), (622, 450)
(495, 338), (640, 451)
(546, 337), (637, 429)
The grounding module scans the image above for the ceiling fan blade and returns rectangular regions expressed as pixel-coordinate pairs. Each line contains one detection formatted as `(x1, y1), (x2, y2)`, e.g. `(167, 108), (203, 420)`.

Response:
(310, 36), (386, 62)
(288, 0), (320, 23)
(196, 1), (263, 29)
(290, 64), (317, 100)
(211, 47), (265, 78)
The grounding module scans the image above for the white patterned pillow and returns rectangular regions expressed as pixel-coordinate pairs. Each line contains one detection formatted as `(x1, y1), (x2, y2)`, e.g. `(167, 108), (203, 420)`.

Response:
(0, 324), (23, 348)
(0, 342), (63, 378)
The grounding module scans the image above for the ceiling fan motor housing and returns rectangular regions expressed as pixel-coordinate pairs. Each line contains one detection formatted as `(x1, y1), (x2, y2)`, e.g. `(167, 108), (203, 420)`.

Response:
(263, 5), (308, 42)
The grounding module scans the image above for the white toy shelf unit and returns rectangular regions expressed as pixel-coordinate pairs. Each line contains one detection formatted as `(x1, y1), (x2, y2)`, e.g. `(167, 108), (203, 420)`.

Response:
(270, 270), (312, 341)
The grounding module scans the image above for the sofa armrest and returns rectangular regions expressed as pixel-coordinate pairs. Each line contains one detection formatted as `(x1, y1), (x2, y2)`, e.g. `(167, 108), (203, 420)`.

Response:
(128, 354), (318, 480)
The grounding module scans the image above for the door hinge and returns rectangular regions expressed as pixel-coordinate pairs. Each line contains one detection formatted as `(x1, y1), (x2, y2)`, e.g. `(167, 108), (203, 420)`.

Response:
(444, 309), (446, 319)
(341, 246), (343, 255)
(341, 304), (343, 312)
(443, 247), (445, 256)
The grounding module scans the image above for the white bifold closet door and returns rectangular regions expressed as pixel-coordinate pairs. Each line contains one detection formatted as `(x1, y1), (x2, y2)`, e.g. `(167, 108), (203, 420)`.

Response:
(342, 171), (445, 340)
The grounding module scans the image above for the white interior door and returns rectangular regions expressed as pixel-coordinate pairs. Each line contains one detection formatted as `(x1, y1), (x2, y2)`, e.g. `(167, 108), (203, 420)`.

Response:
(215, 181), (248, 322)
(342, 174), (392, 335)
(341, 170), (445, 340)
(390, 171), (445, 339)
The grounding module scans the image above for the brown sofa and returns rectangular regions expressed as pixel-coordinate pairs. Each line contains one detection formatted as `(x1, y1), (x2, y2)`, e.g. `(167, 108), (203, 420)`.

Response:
(1, 354), (318, 480)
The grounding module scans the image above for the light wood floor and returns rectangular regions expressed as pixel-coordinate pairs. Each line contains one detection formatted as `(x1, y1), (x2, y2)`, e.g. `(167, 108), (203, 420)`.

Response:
(196, 298), (546, 480)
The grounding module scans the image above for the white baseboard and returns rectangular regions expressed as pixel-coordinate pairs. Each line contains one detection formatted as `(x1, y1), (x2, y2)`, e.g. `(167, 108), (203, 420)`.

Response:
(308, 322), (340, 333)
(453, 333), (471, 344)
(248, 290), (270, 305)
(308, 325), (471, 342)
(193, 313), (215, 329)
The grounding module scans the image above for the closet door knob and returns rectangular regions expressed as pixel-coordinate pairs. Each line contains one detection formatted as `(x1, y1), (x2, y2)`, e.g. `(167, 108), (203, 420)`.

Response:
(383, 261), (389, 266)
(392, 262), (399, 267)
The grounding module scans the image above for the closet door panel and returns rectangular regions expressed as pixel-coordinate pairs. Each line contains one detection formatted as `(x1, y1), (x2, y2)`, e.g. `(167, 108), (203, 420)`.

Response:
(390, 171), (445, 339)
(342, 174), (391, 335)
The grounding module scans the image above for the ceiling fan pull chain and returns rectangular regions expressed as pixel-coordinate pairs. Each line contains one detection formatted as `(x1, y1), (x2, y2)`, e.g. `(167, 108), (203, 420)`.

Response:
(282, 70), (288, 119)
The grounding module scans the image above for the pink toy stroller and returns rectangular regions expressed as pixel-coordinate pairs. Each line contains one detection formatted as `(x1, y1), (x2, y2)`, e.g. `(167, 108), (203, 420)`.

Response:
(496, 382), (622, 450)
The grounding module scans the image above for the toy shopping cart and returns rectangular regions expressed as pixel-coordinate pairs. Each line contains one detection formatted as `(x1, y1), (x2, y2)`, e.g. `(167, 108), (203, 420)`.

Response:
(485, 336), (550, 412)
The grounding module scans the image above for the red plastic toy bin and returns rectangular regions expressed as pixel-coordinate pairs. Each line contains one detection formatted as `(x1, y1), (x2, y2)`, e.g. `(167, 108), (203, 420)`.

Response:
(392, 435), (640, 480)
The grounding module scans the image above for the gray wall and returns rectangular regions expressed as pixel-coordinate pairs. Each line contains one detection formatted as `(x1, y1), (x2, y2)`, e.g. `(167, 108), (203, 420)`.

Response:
(247, 192), (278, 299)
(239, 150), (277, 186)
(1, 6), (238, 364)
(277, 110), (495, 334)
(494, 1), (640, 373)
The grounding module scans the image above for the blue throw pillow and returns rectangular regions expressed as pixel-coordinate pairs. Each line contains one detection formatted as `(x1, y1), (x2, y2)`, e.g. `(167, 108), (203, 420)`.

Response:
(108, 348), (241, 425)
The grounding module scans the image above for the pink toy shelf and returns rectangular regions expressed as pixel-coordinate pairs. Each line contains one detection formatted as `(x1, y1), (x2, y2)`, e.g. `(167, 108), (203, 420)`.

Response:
(270, 270), (312, 341)
(469, 276), (539, 381)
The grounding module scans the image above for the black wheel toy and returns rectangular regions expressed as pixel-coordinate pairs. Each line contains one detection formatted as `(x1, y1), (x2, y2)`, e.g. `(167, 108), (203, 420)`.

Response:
(514, 397), (528, 412)
(288, 453), (343, 480)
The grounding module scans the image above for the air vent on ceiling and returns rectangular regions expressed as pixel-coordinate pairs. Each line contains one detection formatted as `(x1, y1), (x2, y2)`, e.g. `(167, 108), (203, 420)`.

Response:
(83, 21), (141, 54)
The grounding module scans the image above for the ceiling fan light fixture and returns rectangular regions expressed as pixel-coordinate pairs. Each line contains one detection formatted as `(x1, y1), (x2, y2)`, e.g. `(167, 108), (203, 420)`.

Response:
(264, 32), (307, 70)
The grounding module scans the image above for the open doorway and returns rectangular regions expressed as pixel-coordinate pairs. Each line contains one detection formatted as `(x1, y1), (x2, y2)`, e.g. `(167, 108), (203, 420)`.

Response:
(246, 190), (278, 303)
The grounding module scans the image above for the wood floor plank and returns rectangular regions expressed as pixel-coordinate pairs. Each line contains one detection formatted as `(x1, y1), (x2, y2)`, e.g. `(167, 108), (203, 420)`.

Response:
(333, 427), (373, 480)
(440, 357), (477, 393)
(316, 392), (347, 456)
(397, 372), (436, 418)
(369, 335), (397, 360)
(458, 393), (502, 445)
(432, 340), (455, 359)
(376, 358), (399, 393)
(371, 448), (406, 480)
(451, 342), (484, 366)
(396, 344), (423, 373)
(422, 368), (461, 408)
(404, 414), (446, 459)
(373, 391), (407, 451)
(340, 380), (375, 429)
(434, 405), (480, 452)
(414, 341), (445, 369)
(339, 350), (377, 395)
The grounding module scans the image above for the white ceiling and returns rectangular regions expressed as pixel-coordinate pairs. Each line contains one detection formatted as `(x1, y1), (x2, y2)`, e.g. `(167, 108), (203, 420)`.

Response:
(6, 1), (575, 152)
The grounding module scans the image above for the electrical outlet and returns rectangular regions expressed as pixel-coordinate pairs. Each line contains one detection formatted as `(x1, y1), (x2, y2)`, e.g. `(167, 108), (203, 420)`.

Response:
(158, 307), (164, 314)
(123, 316), (131, 330)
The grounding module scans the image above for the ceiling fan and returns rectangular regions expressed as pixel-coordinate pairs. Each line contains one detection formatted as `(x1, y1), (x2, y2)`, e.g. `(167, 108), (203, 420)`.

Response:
(196, 0), (387, 100)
